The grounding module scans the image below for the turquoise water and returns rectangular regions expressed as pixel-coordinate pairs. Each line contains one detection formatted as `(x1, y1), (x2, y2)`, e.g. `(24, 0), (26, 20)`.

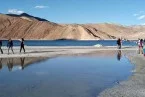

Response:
(0, 51), (133, 97)
(1, 40), (137, 46)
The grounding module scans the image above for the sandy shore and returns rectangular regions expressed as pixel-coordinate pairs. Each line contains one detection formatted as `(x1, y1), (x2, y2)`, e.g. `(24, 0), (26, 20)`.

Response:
(1, 46), (144, 97)
(0, 46), (137, 58)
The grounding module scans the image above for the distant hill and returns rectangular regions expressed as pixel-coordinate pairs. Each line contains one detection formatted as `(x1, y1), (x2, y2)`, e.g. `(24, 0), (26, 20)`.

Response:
(0, 13), (145, 40)
(6, 13), (49, 22)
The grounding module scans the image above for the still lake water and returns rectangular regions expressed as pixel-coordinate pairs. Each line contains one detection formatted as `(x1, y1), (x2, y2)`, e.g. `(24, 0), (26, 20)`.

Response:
(2, 40), (137, 46)
(0, 51), (133, 97)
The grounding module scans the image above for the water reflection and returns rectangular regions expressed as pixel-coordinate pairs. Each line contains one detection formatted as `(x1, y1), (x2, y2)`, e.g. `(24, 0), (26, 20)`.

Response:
(7, 58), (13, 71)
(0, 57), (48, 71)
(0, 52), (134, 97)
(0, 58), (2, 70)
(117, 50), (122, 61)
(20, 57), (25, 70)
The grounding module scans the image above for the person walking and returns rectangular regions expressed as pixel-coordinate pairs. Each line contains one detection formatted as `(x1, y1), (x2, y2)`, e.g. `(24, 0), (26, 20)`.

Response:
(20, 38), (25, 53)
(0, 40), (3, 54)
(7, 38), (14, 54)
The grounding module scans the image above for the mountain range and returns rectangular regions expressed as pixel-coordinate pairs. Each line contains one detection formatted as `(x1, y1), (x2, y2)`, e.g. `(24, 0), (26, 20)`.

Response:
(0, 13), (145, 40)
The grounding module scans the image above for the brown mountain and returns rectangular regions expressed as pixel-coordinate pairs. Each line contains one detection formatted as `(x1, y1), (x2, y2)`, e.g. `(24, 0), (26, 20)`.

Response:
(0, 13), (145, 40)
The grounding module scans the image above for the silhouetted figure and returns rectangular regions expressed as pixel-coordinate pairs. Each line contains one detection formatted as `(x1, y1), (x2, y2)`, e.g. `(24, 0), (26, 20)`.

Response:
(138, 39), (144, 54)
(117, 38), (122, 49)
(20, 57), (25, 70)
(117, 50), (122, 61)
(7, 38), (14, 54)
(0, 40), (3, 54)
(0, 58), (2, 70)
(20, 38), (25, 53)
(7, 58), (13, 71)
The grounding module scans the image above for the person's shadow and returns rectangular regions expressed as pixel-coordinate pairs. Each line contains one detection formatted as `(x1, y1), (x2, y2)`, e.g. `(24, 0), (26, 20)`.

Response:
(7, 58), (13, 71)
(20, 57), (25, 70)
(117, 50), (122, 61)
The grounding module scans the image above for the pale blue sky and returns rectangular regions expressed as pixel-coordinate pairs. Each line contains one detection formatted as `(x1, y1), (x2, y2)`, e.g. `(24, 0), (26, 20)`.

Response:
(0, 0), (145, 25)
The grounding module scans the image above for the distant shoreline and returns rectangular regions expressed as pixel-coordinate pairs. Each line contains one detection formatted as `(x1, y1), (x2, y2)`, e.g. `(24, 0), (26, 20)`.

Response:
(0, 39), (138, 41)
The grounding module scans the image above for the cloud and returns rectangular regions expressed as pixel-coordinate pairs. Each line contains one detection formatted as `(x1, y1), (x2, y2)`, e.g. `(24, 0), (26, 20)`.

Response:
(8, 9), (24, 14)
(141, 23), (145, 25)
(34, 5), (48, 9)
(139, 11), (144, 14)
(133, 11), (144, 17)
(138, 15), (145, 20)
(133, 11), (145, 20)
(133, 14), (139, 16)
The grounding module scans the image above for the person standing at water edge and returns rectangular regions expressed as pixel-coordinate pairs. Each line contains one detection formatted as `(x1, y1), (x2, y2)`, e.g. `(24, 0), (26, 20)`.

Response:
(137, 38), (141, 54)
(137, 38), (140, 48)
(0, 40), (3, 54)
(7, 38), (14, 54)
(20, 38), (25, 53)
(117, 38), (122, 49)
(138, 39), (144, 54)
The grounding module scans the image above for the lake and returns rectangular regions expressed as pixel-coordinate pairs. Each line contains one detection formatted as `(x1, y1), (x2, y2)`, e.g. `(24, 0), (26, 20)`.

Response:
(1, 40), (137, 46)
(0, 50), (134, 97)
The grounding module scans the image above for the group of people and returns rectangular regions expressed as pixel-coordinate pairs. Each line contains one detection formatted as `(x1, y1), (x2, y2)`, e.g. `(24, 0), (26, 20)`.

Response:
(117, 38), (145, 54)
(0, 38), (25, 54)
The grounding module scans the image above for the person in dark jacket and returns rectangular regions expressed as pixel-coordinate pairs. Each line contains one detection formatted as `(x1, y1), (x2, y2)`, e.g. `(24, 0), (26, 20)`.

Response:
(7, 38), (14, 54)
(117, 38), (122, 49)
(0, 40), (3, 54)
(20, 38), (25, 53)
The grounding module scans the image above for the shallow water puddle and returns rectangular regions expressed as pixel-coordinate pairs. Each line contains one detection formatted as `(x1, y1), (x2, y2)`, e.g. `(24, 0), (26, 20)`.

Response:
(0, 51), (133, 97)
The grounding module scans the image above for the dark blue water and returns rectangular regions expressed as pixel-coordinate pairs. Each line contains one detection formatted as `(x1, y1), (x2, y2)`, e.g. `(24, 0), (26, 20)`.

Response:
(0, 51), (133, 97)
(2, 40), (137, 46)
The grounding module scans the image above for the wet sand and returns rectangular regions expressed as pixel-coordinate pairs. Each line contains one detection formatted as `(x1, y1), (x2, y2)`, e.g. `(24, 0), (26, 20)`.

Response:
(99, 54), (145, 97)
(0, 46), (137, 58)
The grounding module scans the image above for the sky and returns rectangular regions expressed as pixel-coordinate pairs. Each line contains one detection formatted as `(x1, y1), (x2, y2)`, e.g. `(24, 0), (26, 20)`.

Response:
(0, 0), (145, 25)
